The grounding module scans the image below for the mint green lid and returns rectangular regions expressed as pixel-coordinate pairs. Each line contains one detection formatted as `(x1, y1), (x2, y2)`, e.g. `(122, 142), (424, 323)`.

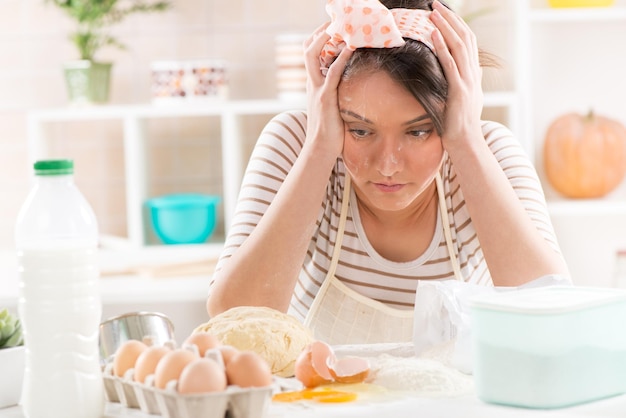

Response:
(34, 159), (74, 176)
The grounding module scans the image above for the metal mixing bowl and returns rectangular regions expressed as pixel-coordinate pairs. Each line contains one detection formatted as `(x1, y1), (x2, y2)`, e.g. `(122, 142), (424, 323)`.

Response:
(99, 311), (175, 365)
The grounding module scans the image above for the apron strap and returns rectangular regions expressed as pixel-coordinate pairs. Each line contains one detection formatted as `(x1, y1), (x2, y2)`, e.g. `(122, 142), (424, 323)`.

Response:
(436, 171), (464, 282)
(328, 175), (352, 278)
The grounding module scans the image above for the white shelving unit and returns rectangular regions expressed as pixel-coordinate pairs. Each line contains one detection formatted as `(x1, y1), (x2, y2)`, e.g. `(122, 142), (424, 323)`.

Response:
(27, 99), (307, 247)
(514, 0), (626, 286)
(516, 0), (626, 197)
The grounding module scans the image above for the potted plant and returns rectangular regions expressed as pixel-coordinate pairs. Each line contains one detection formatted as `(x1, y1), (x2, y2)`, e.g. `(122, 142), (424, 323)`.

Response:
(46, 0), (171, 104)
(0, 308), (24, 409)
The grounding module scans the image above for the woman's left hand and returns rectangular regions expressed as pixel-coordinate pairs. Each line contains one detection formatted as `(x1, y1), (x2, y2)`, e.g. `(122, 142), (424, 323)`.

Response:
(430, 0), (484, 148)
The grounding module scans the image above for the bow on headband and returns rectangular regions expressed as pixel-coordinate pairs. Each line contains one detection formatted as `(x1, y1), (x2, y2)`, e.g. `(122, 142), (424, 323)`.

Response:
(319, 0), (437, 73)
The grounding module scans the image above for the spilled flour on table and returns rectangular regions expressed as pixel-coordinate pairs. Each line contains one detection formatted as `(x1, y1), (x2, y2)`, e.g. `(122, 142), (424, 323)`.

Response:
(331, 342), (474, 398)
(335, 341), (474, 398)
(367, 353), (474, 397)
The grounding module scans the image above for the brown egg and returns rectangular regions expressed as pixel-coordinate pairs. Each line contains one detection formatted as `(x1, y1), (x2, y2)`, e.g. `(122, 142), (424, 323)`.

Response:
(217, 345), (239, 366)
(133, 345), (172, 383)
(183, 331), (221, 357)
(178, 358), (227, 394)
(225, 350), (273, 388)
(113, 339), (148, 377)
(154, 348), (199, 389)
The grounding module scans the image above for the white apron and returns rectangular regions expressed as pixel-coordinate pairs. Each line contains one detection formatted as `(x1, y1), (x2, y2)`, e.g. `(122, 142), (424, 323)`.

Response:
(304, 172), (463, 345)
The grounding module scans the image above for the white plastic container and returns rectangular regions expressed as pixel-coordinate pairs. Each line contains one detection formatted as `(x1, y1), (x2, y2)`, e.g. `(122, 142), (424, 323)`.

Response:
(16, 159), (104, 418)
(470, 286), (626, 409)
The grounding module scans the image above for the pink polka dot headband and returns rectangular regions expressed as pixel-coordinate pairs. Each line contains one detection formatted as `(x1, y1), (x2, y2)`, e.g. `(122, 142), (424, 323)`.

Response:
(320, 0), (437, 74)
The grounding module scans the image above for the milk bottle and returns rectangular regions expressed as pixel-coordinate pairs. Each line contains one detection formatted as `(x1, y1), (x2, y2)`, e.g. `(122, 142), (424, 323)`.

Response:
(15, 159), (104, 418)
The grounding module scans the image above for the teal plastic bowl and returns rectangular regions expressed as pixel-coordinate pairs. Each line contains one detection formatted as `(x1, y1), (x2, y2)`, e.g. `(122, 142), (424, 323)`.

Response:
(146, 194), (221, 245)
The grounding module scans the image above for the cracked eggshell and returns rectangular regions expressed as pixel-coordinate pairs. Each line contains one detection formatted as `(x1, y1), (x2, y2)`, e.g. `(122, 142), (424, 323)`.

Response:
(294, 341), (370, 387)
(328, 356), (370, 384)
(294, 341), (335, 388)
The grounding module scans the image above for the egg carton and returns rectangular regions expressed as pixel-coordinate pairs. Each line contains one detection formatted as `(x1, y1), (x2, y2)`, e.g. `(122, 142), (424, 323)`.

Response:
(102, 364), (273, 418)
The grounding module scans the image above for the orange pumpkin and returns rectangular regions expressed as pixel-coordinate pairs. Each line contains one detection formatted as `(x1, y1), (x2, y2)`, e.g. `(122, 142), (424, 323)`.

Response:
(543, 110), (626, 198)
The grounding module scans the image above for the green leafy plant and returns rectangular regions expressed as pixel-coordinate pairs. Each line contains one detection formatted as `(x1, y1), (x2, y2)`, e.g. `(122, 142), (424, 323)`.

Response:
(0, 309), (23, 349)
(47, 0), (171, 61)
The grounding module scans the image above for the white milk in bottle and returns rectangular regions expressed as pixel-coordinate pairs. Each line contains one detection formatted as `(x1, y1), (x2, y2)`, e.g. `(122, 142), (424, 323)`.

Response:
(15, 159), (104, 418)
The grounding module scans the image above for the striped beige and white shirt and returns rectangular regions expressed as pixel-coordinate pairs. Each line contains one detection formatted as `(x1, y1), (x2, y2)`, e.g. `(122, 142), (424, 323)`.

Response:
(213, 110), (562, 322)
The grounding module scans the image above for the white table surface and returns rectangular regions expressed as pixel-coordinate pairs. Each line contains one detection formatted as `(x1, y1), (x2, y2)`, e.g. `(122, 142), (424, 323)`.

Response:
(1, 392), (626, 418)
(3, 244), (626, 418)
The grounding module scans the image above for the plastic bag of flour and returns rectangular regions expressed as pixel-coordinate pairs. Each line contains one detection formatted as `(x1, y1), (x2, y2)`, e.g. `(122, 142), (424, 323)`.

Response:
(412, 274), (571, 374)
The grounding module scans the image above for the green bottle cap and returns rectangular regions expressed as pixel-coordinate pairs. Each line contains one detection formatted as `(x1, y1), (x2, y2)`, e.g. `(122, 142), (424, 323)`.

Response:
(34, 159), (74, 176)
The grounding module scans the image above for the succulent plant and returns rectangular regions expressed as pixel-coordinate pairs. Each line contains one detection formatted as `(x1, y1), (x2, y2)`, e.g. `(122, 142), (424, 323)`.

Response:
(0, 308), (24, 349)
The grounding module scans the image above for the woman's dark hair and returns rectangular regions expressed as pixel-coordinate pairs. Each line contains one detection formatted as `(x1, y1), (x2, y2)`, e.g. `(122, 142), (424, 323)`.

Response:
(342, 39), (447, 135)
(340, 0), (495, 136)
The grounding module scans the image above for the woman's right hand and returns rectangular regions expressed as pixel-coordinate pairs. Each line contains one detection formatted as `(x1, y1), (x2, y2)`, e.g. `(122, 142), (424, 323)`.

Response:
(303, 23), (353, 161)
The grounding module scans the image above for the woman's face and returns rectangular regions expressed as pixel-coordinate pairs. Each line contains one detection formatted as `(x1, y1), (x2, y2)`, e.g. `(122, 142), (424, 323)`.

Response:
(338, 70), (444, 213)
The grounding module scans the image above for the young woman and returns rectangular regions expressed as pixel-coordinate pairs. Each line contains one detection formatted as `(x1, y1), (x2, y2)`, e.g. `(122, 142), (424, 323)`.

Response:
(206, 0), (570, 344)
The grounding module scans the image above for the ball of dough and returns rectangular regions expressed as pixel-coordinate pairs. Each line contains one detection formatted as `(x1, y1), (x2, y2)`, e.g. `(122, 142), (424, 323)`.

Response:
(194, 306), (314, 377)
